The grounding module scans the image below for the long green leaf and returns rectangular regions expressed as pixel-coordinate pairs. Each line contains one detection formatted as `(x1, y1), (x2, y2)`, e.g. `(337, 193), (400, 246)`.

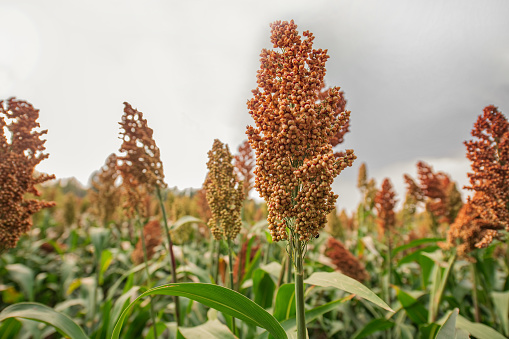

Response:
(0, 302), (88, 339)
(392, 238), (443, 257)
(492, 291), (509, 336)
(428, 253), (456, 323)
(304, 272), (393, 312)
(394, 287), (428, 325)
(111, 283), (287, 339)
(352, 318), (394, 339)
(6, 264), (35, 301)
(436, 308), (458, 339)
(178, 319), (236, 339)
(267, 296), (353, 338)
(170, 215), (204, 231)
(456, 314), (506, 339)
(0, 317), (21, 339)
(273, 284), (296, 322)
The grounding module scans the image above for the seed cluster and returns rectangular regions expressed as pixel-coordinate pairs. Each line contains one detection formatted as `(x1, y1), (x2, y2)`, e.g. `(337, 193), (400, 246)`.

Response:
(246, 20), (355, 242)
(324, 237), (369, 282)
(118, 102), (166, 217)
(464, 105), (508, 231)
(89, 153), (121, 224)
(374, 178), (397, 237)
(404, 162), (463, 225)
(0, 98), (55, 253)
(447, 105), (509, 254)
(205, 139), (244, 241)
(234, 140), (255, 198)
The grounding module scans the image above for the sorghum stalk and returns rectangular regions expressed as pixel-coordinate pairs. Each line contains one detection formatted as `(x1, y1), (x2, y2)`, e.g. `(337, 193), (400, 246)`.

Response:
(135, 214), (158, 339)
(294, 238), (306, 337)
(246, 21), (355, 339)
(117, 102), (167, 336)
(204, 139), (243, 334)
(227, 237), (237, 334)
(156, 187), (181, 326)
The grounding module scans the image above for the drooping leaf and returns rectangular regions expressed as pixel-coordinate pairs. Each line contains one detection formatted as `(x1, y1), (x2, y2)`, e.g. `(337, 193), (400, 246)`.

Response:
(0, 302), (88, 339)
(394, 286), (428, 325)
(253, 269), (276, 309)
(178, 319), (236, 339)
(304, 271), (393, 312)
(351, 318), (394, 339)
(392, 238), (443, 257)
(436, 308), (458, 339)
(111, 283), (287, 339)
(456, 314), (506, 339)
(272, 284), (296, 322)
(491, 291), (509, 336)
(6, 264), (35, 301)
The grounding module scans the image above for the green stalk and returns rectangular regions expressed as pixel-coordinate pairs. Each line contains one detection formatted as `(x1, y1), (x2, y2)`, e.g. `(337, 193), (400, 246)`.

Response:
(386, 230), (393, 339)
(136, 215), (158, 339)
(227, 237), (237, 335)
(287, 238), (293, 284)
(156, 187), (181, 326)
(294, 238), (306, 339)
(471, 262), (480, 322)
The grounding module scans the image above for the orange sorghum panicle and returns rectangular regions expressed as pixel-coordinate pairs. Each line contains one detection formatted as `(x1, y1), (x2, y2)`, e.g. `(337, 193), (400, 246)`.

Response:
(117, 102), (166, 217)
(464, 105), (509, 231)
(416, 161), (452, 223)
(446, 193), (504, 258)
(0, 98), (55, 253)
(205, 139), (244, 241)
(246, 20), (355, 243)
(324, 237), (369, 282)
(374, 178), (397, 238)
(234, 140), (255, 199)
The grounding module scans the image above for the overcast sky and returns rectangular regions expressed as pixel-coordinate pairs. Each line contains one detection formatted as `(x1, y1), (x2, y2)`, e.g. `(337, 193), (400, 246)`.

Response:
(1, 0), (508, 211)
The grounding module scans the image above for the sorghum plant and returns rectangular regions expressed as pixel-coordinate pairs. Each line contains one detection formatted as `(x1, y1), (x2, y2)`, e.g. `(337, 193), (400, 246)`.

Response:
(464, 105), (508, 243)
(89, 153), (122, 226)
(374, 178), (397, 308)
(205, 139), (244, 333)
(117, 102), (179, 330)
(0, 98), (55, 253)
(405, 162), (463, 236)
(234, 140), (255, 199)
(205, 139), (243, 242)
(246, 20), (355, 338)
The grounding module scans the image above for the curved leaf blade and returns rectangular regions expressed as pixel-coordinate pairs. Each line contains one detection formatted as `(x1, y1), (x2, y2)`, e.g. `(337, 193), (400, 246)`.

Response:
(0, 302), (88, 339)
(304, 272), (393, 312)
(111, 283), (287, 339)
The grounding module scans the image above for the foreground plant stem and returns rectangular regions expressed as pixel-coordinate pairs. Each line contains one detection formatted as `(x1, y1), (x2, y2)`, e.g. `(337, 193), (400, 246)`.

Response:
(135, 214), (158, 339)
(471, 262), (480, 322)
(156, 187), (181, 326)
(227, 237), (237, 335)
(294, 237), (306, 339)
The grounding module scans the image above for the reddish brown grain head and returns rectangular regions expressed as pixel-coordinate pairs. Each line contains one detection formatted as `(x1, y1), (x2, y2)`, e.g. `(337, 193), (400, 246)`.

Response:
(325, 237), (369, 282)
(464, 105), (509, 231)
(246, 20), (355, 242)
(0, 98), (55, 253)
(118, 102), (166, 217)
(375, 178), (397, 237)
(234, 140), (255, 198)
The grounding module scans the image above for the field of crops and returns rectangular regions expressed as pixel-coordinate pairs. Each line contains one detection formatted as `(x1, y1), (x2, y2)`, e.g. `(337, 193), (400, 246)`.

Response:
(1, 20), (508, 339)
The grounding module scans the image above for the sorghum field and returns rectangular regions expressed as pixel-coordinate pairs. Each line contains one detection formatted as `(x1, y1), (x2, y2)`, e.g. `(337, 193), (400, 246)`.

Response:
(1, 20), (508, 339)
